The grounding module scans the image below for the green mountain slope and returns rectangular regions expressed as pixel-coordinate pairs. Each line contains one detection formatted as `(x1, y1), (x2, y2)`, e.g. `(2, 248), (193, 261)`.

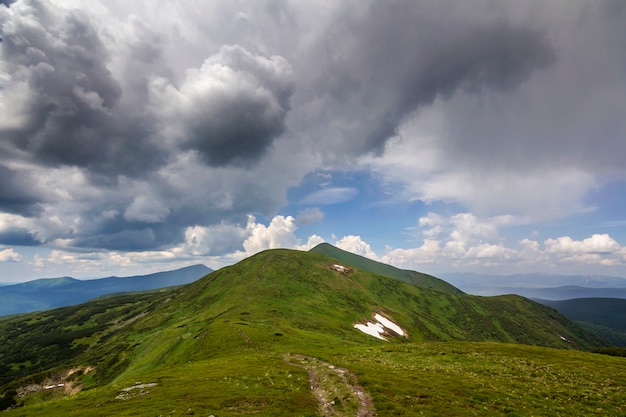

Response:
(0, 248), (611, 415)
(539, 298), (626, 331)
(310, 242), (463, 294)
(538, 298), (626, 346)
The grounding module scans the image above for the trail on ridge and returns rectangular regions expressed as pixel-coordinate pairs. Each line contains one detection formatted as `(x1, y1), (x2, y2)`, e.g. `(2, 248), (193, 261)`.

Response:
(285, 354), (375, 417)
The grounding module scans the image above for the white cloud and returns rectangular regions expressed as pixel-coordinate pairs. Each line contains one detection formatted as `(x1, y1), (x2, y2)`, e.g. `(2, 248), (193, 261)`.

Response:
(382, 239), (440, 266)
(544, 234), (620, 255)
(334, 235), (378, 260)
(381, 214), (626, 272)
(242, 215), (322, 255)
(0, 248), (22, 262)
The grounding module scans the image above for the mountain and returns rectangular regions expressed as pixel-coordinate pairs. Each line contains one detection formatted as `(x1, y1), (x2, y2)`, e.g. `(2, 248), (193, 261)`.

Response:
(538, 298), (626, 347)
(310, 242), (463, 294)
(0, 264), (212, 316)
(0, 249), (620, 416)
(477, 286), (626, 300)
(439, 272), (626, 299)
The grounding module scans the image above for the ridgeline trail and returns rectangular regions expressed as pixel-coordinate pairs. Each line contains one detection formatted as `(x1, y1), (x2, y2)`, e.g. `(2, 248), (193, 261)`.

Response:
(285, 354), (375, 417)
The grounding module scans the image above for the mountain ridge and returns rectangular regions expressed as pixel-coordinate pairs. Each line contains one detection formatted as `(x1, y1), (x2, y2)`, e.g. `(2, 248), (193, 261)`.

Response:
(309, 242), (463, 294)
(537, 297), (626, 346)
(0, 264), (212, 316)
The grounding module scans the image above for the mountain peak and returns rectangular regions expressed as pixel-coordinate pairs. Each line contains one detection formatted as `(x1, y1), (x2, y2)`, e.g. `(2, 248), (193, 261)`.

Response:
(309, 242), (463, 294)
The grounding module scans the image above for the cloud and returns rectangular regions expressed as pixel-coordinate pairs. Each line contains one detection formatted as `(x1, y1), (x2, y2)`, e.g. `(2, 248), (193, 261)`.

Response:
(21, 214), (324, 277)
(0, 1), (149, 174)
(291, 0), (555, 159)
(296, 207), (324, 225)
(334, 235), (378, 260)
(150, 44), (294, 166)
(363, 1), (626, 219)
(243, 215), (322, 255)
(299, 188), (358, 206)
(0, 166), (42, 215)
(544, 234), (620, 255)
(180, 223), (247, 257)
(0, 247), (21, 262)
(0, 0), (309, 253)
(381, 213), (626, 272)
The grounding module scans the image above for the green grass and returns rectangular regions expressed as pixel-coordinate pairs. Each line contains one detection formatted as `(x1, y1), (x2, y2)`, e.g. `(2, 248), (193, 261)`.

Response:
(4, 343), (625, 416)
(331, 343), (626, 416)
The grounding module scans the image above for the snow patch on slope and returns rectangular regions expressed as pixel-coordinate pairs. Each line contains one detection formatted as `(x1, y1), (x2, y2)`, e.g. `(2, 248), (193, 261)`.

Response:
(354, 313), (406, 341)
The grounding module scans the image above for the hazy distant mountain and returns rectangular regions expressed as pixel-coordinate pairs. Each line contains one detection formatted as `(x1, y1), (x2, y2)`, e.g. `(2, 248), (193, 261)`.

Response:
(0, 264), (212, 316)
(438, 272), (626, 300)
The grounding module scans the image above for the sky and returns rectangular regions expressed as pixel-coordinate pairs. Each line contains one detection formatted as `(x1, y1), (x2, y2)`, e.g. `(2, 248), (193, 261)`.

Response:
(1, 0), (626, 283)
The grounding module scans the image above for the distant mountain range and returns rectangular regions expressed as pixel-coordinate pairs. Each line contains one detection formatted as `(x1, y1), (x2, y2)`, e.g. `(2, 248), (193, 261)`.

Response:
(0, 264), (212, 316)
(439, 272), (626, 300)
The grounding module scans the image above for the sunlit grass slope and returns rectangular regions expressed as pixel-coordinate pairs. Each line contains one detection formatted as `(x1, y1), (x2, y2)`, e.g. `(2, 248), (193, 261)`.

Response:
(4, 343), (625, 417)
(0, 248), (610, 415)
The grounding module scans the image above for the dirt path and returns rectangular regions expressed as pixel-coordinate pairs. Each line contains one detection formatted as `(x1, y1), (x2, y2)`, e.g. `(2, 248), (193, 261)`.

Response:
(285, 354), (376, 417)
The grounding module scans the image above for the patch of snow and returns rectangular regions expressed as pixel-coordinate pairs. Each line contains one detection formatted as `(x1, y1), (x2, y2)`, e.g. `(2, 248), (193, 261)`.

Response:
(354, 322), (388, 340)
(354, 313), (407, 341)
(375, 313), (405, 336)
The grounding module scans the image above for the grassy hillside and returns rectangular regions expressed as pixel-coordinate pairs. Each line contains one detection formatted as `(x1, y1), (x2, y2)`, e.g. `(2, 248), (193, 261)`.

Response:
(3, 342), (625, 417)
(310, 242), (463, 294)
(0, 248), (613, 415)
(539, 298), (626, 347)
(539, 298), (626, 331)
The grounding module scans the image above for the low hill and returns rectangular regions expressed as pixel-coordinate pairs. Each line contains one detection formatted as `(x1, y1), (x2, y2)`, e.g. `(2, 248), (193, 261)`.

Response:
(538, 298), (626, 346)
(310, 242), (463, 294)
(474, 285), (626, 300)
(439, 272), (626, 299)
(0, 249), (612, 415)
(0, 264), (212, 316)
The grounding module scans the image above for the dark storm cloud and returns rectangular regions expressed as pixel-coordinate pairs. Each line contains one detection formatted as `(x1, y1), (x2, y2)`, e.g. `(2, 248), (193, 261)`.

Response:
(294, 0), (555, 157)
(73, 226), (178, 252)
(152, 45), (294, 166)
(0, 1), (165, 176)
(1, 2), (290, 176)
(0, 230), (39, 246)
(432, 0), (626, 174)
(0, 166), (40, 215)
